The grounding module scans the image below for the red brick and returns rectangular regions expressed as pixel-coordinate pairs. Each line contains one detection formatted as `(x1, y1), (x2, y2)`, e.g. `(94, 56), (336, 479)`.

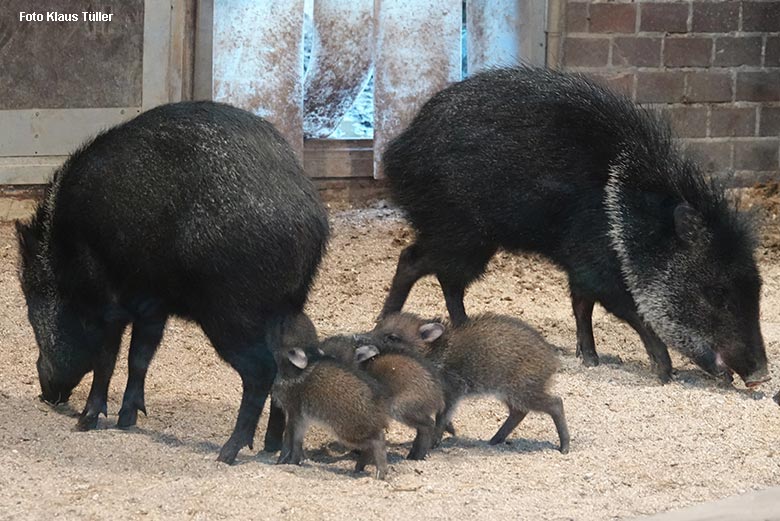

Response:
(566, 1), (589, 33)
(664, 37), (713, 67)
(760, 107), (780, 137)
(734, 140), (779, 170)
(691, 1), (739, 33)
(766, 37), (780, 68)
(742, 1), (780, 32)
(636, 71), (686, 103)
(710, 107), (757, 137)
(736, 72), (780, 101)
(640, 2), (689, 33)
(562, 38), (610, 67)
(683, 140), (733, 173)
(612, 37), (662, 67)
(589, 3), (637, 33)
(685, 71), (733, 102)
(714, 37), (763, 67)
(588, 72), (635, 96)
(662, 106), (709, 138)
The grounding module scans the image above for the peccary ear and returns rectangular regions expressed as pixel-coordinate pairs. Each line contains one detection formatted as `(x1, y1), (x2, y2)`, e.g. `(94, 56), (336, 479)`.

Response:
(418, 323), (445, 343)
(286, 348), (308, 369)
(355, 345), (379, 363)
(15, 220), (40, 263)
(673, 203), (708, 245)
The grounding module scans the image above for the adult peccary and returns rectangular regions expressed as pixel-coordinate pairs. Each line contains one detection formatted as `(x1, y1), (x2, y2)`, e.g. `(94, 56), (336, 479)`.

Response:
(273, 346), (389, 479)
(379, 66), (769, 386)
(373, 312), (570, 453)
(15, 101), (329, 464)
(320, 334), (446, 460)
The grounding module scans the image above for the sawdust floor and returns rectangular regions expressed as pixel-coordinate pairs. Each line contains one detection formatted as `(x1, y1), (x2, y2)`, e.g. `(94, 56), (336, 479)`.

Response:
(0, 206), (779, 521)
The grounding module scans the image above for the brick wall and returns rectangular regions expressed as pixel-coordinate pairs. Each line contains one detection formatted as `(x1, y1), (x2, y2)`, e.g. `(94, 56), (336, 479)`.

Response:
(561, 0), (780, 186)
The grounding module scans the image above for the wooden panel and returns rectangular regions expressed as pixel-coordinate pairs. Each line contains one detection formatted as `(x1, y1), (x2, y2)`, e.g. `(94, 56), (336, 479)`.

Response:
(468, 0), (547, 74)
(0, 108), (140, 157)
(467, 0), (521, 73)
(303, 139), (373, 178)
(0, 156), (69, 184)
(303, 0), (374, 139)
(142, 0), (175, 108)
(519, 0), (547, 66)
(0, 0), (144, 110)
(373, 0), (461, 178)
(212, 0), (304, 158)
(193, 0), (214, 100)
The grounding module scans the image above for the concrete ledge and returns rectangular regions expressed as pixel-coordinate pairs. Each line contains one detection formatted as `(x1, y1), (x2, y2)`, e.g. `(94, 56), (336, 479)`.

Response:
(634, 487), (780, 521)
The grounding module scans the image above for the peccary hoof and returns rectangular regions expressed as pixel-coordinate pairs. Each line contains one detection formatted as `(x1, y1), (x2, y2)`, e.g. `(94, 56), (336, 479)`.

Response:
(217, 443), (242, 465)
(116, 408), (139, 429)
(579, 352), (600, 367)
(75, 413), (99, 431)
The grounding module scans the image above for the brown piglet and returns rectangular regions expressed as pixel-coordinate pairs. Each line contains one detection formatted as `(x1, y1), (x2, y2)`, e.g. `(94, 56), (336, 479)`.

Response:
(373, 312), (570, 453)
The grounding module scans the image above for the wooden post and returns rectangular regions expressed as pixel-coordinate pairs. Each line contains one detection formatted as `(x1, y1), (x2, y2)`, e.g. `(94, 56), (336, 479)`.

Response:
(373, 0), (461, 178)
(212, 0), (305, 158)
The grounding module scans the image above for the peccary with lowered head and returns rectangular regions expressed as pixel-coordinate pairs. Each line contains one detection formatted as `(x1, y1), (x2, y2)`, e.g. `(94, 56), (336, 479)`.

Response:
(380, 66), (769, 386)
(15, 101), (329, 464)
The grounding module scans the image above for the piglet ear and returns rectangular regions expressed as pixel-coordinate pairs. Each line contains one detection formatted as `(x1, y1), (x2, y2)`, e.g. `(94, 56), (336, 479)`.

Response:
(355, 345), (379, 363)
(15, 220), (40, 263)
(673, 203), (707, 245)
(419, 323), (444, 343)
(286, 348), (308, 369)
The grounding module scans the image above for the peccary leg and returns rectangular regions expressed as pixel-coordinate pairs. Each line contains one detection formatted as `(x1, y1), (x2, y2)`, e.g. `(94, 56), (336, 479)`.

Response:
(76, 321), (127, 431)
(285, 414), (307, 465)
(263, 401), (286, 452)
(488, 407), (528, 445)
(276, 413), (294, 464)
(433, 397), (458, 447)
(214, 342), (276, 464)
(534, 394), (570, 454)
(117, 317), (166, 428)
(438, 275), (468, 326)
(407, 414), (436, 460)
(380, 243), (432, 319)
(624, 313), (673, 383)
(355, 434), (388, 480)
(572, 294), (599, 367)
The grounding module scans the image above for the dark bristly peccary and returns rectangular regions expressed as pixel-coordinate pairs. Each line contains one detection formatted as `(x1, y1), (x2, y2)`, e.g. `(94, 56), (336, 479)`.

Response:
(14, 101), (329, 464)
(373, 312), (570, 454)
(320, 334), (446, 460)
(379, 66), (769, 387)
(272, 347), (390, 479)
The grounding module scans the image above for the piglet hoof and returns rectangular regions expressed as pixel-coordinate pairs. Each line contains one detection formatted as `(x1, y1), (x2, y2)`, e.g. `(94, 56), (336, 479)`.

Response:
(375, 468), (388, 480)
(559, 442), (570, 454)
(277, 451), (292, 465)
(406, 449), (427, 461)
(444, 423), (456, 435)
